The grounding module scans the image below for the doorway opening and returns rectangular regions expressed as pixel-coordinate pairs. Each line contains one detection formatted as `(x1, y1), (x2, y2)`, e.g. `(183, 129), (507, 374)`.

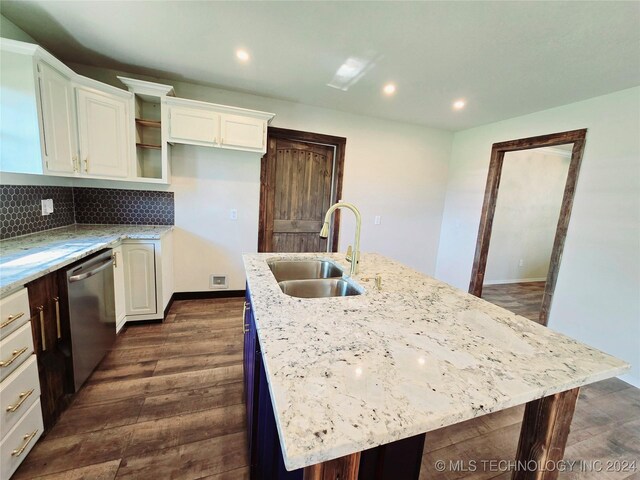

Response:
(469, 129), (587, 325)
(258, 127), (346, 253)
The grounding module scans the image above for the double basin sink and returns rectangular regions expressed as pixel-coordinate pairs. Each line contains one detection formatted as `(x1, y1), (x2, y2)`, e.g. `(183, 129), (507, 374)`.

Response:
(268, 260), (361, 298)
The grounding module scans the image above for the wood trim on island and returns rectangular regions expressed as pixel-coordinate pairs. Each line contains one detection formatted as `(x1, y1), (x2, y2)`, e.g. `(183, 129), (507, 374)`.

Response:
(303, 452), (361, 480)
(468, 128), (587, 326)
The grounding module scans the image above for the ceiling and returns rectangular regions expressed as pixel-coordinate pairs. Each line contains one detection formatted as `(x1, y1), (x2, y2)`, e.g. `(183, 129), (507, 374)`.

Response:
(2, 1), (639, 131)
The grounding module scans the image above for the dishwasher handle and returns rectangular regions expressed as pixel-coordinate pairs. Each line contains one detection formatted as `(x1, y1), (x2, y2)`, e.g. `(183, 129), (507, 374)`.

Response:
(68, 257), (114, 283)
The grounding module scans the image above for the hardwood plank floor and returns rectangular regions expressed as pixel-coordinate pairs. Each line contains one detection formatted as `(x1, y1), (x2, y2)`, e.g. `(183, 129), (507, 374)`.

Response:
(15, 297), (639, 480)
(482, 281), (546, 323)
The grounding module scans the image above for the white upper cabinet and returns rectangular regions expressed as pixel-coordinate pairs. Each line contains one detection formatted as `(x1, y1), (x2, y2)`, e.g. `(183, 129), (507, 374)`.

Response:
(221, 114), (265, 151)
(165, 97), (274, 153)
(37, 62), (78, 175)
(76, 87), (130, 178)
(168, 106), (220, 146)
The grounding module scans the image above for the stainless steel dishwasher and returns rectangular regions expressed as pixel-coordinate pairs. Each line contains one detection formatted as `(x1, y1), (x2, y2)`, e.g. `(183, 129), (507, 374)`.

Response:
(65, 249), (116, 391)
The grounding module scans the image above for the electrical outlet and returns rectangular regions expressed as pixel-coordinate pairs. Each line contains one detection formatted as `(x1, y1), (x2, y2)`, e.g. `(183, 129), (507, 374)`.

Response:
(41, 199), (54, 216)
(374, 215), (381, 225)
(518, 259), (524, 267)
(229, 209), (238, 221)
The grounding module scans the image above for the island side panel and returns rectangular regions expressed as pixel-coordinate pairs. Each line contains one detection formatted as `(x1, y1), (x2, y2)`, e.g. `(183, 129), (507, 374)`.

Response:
(513, 387), (580, 480)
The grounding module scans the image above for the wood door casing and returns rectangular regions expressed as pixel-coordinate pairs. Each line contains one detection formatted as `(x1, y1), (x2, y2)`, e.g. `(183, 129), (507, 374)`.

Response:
(468, 129), (587, 326)
(262, 136), (336, 253)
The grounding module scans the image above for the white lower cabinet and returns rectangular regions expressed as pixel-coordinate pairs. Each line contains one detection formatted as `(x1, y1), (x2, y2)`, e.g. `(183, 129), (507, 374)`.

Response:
(123, 242), (157, 317)
(0, 287), (44, 479)
(114, 231), (174, 330)
(0, 399), (43, 479)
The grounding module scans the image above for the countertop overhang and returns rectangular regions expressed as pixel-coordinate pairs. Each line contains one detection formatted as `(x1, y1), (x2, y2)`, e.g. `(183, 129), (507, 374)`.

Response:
(0, 224), (173, 296)
(243, 252), (629, 471)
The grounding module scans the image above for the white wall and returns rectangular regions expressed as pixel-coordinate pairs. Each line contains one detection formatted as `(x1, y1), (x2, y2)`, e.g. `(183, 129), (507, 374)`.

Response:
(436, 87), (640, 386)
(484, 148), (570, 284)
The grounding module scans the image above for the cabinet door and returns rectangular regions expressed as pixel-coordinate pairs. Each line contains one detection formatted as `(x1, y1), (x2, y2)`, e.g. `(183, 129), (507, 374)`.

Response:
(76, 87), (129, 178)
(37, 62), (77, 174)
(112, 245), (126, 331)
(123, 243), (157, 316)
(220, 114), (265, 151)
(168, 106), (219, 146)
(27, 272), (72, 432)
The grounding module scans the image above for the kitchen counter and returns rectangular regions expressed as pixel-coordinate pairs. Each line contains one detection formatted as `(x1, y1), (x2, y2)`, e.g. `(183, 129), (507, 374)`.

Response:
(243, 252), (629, 471)
(0, 224), (173, 296)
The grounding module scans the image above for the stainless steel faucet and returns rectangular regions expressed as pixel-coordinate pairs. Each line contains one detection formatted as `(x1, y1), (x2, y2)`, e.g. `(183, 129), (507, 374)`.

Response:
(319, 202), (362, 276)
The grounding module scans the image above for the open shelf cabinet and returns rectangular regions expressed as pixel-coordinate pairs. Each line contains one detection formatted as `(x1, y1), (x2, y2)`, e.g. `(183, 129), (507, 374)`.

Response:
(118, 76), (174, 184)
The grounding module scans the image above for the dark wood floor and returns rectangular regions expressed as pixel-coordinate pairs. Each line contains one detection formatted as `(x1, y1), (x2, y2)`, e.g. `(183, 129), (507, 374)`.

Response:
(482, 281), (546, 324)
(15, 298), (639, 479)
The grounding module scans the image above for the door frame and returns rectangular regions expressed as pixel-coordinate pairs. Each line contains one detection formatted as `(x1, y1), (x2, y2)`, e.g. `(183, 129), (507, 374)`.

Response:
(258, 127), (346, 253)
(469, 128), (587, 325)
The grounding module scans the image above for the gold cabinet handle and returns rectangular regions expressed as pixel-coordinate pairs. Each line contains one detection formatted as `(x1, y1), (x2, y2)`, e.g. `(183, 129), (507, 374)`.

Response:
(84, 157), (88, 173)
(11, 430), (38, 457)
(0, 346), (28, 368)
(6, 389), (34, 413)
(72, 155), (78, 172)
(54, 297), (61, 339)
(38, 306), (46, 351)
(1, 312), (24, 329)
(112, 252), (118, 268)
(242, 301), (249, 334)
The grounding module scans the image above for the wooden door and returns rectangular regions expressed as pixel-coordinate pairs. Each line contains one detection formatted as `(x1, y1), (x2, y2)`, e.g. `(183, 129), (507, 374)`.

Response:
(262, 138), (335, 253)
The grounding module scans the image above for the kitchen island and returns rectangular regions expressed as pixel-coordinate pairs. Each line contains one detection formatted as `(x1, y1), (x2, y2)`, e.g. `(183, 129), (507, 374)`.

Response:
(243, 252), (629, 479)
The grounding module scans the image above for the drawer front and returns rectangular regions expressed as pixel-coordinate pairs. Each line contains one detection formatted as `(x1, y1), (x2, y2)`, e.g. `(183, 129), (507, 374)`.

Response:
(0, 355), (40, 435)
(0, 289), (30, 341)
(0, 323), (35, 383)
(0, 399), (43, 479)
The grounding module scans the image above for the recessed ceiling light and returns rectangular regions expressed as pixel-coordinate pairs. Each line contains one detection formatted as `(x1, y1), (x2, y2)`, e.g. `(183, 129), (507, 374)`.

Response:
(453, 99), (466, 110)
(383, 83), (396, 95)
(236, 49), (250, 62)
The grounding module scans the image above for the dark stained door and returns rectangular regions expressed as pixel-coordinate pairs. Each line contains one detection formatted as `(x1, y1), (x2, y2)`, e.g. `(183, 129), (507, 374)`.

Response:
(262, 137), (334, 252)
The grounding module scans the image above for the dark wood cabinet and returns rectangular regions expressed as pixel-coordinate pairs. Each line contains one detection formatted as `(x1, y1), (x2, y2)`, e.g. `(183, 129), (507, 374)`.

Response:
(243, 290), (258, 469)
(27, 271), (73, 432)
(244, 286), (303, 480)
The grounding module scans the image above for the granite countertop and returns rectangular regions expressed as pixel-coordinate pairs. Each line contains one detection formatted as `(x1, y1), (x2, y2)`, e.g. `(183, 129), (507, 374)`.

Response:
(243, 252), (629, 471)
(0, 224), (173, 296)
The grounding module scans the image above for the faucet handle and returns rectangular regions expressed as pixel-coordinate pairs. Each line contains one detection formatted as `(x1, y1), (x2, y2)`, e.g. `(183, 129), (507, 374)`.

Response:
(346, 245), (353, 262)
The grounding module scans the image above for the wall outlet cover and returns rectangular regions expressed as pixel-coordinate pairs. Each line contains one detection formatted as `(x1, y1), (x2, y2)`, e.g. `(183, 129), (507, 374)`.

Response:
(210, 274), (229, 289)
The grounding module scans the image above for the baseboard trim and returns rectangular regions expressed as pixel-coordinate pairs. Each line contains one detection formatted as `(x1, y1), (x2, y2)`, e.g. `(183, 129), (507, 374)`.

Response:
(172, 290), (246, 301)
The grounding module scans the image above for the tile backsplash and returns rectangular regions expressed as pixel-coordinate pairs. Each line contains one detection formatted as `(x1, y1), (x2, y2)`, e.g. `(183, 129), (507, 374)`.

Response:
(74, 188), (174, 226)
(0, 185), (174, 240)
(0, 185), (75, 239)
